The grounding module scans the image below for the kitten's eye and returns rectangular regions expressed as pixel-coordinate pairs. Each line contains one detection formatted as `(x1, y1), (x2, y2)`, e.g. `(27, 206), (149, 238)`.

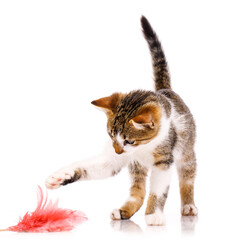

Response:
(123, 140), (135, 146)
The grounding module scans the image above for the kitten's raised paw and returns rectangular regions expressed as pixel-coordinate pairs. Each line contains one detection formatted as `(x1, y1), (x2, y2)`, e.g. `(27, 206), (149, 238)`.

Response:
(145, 211), (166, 226)
(181, 204), (198, 216)
(45, 168), (75, 189)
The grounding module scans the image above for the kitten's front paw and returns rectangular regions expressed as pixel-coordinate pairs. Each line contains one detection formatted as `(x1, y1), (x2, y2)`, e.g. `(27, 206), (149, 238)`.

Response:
(110, 208), (133, 220)
(181, 204), (198, 216)
(145, 211), (166, 226)
(111, 209), (122, 220)
(45, 168), (75, 189)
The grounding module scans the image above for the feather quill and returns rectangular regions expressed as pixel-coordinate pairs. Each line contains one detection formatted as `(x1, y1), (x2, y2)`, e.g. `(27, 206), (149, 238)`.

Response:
(0, 186), (87, 232)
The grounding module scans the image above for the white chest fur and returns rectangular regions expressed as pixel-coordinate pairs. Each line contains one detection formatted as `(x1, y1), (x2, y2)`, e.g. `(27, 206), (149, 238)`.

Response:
(123, 111), (171, 169)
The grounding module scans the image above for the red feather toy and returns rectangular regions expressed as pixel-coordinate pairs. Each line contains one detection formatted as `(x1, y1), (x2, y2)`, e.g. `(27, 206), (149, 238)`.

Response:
(0, 186), (87, 232)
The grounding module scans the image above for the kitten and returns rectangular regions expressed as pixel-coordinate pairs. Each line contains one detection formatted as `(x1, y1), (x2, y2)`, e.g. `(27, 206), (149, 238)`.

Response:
(45, 16), (198, 226)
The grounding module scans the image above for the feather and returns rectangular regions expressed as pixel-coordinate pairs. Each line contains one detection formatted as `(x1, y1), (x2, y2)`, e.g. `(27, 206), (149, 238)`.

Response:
(0, 186), (87, 232)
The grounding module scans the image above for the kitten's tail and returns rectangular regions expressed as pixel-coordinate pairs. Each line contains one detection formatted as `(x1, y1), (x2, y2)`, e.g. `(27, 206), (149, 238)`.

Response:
(141, 16), (171, 91)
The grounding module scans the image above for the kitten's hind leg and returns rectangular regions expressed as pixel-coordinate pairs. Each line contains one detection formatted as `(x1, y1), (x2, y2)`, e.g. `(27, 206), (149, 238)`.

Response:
(176, 151), (198, 216)
(111, 162), (147, 220)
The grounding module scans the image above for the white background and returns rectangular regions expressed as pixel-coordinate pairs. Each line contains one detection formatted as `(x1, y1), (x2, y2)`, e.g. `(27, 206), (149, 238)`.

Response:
(0, 0), (240, 239)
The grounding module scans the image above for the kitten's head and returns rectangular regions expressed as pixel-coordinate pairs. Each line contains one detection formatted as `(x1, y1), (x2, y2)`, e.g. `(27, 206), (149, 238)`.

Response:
(91, 90), (161, 154)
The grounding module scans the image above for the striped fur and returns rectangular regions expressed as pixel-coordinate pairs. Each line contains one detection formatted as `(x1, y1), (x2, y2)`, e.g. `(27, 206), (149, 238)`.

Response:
(45, 16), (198, 225)
(141, 16), (171, 91)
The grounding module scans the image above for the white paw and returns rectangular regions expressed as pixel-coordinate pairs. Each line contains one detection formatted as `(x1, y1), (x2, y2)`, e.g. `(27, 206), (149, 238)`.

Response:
(182, 204), (198, 216)
(111, 209), (121, 220)
(145, 211), (166, 226)
(45, 168), (75, 189)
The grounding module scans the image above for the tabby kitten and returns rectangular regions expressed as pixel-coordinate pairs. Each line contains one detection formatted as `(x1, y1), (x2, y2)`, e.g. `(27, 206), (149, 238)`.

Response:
(45, 16), (198, 225)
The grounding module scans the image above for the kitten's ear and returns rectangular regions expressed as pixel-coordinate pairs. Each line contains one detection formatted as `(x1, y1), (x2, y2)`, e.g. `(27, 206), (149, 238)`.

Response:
(130, 105), (159, 130)
(91, 93), (122, 115)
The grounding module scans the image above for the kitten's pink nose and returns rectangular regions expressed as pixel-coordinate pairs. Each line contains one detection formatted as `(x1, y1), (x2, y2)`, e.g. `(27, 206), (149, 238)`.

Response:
(113, 142), (124, 154)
